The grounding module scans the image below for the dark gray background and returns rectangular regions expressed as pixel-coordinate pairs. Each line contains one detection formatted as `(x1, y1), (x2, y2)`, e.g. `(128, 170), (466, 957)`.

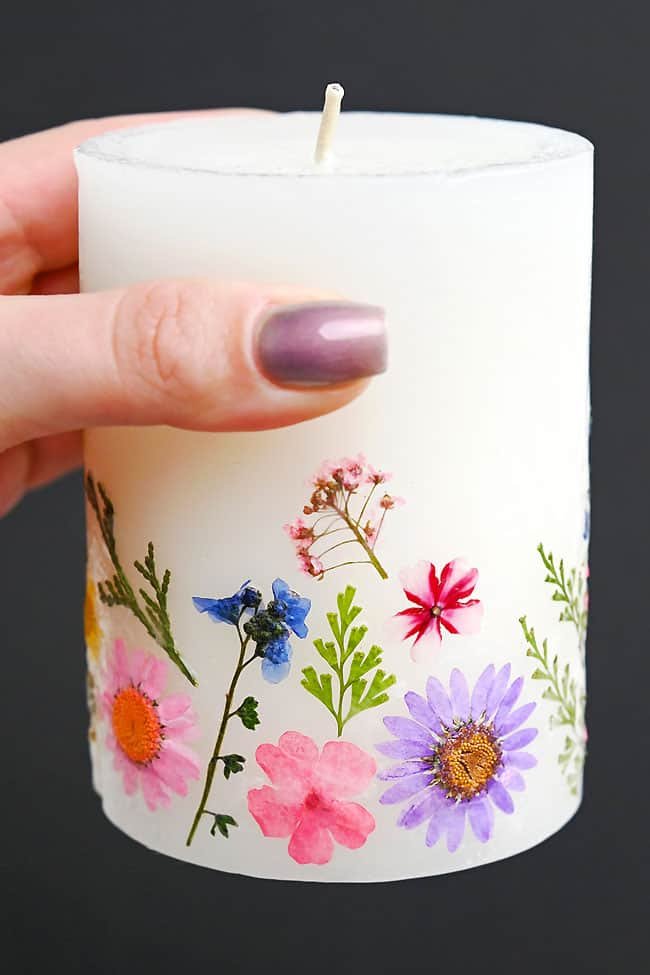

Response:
(1, 1), (647, 972)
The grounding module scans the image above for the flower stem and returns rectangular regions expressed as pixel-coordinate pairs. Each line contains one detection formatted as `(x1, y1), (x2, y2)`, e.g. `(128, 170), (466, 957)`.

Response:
(355, 482), (378, 528)
(186, 624), (252, 846)
(315, 538), (358, 558)
(334, 504), (388, 579)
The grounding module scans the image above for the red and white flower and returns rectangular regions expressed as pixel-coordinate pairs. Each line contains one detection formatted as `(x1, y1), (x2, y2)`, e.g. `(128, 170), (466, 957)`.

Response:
(395, 559), (483, 661)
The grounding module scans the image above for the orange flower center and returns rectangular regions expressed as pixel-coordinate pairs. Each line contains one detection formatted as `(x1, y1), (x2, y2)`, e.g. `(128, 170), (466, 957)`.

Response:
(112, 686), (162, 764)
(436, 723), (501, 801)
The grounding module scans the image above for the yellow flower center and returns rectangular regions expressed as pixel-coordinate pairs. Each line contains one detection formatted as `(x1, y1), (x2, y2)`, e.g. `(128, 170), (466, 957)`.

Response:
(436, 723), (501, 801)
(84, 579), (103, 661)
(112, 686), (162, 765)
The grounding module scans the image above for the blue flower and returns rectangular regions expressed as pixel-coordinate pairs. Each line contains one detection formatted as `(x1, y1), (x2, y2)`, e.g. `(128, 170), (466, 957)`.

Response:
(261, 638), (293, 684)
(269, 579), (311, 639)
(193, 580), (261, 625)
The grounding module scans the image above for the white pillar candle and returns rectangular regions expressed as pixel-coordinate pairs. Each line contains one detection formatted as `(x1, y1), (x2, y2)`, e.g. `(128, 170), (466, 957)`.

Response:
(76, 110), (592, 882)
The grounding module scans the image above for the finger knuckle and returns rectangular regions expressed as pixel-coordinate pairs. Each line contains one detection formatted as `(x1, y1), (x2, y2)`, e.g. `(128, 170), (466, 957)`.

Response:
(114, 281), (211, 408)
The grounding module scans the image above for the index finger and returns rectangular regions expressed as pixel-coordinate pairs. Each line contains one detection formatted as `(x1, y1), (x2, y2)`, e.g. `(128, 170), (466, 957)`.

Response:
(0, 109), (262, 293)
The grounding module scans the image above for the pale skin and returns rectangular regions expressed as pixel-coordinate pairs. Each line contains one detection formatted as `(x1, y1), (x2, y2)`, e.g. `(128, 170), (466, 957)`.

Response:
(0, 110), (370, 517)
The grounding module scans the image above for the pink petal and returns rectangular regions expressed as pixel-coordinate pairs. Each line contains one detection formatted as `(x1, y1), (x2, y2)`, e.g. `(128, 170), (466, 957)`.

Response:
(158, 695), (199, 741)
(101, 690), (114, 721)
(119, 758), (138, 796)
(437, 559), (479, 605)
(278, 731), (320, 770)
(108, 638), (129, 691)
(315, 741), (376, 798)
(248, 786), (302, 837)
(153, 752), (191, 796)
(439, 600), (483, 636)
(394, 607), (434, 644)
(410, 623), (442, 663)
(288, 813), (334, 865)
(159, 740), (201, 780)
(326, 800), (375, 849)
(140, 766), (170, 811)
(158, 693), (193, 722)
(399, 561), (438, 609)
(128, 649), (149, 686)
(138, 655), (168, 700)
(255, 736), (315, 799)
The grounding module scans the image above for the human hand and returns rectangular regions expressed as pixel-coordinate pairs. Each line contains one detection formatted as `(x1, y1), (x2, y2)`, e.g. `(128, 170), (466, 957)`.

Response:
(0, 111), (387, 516)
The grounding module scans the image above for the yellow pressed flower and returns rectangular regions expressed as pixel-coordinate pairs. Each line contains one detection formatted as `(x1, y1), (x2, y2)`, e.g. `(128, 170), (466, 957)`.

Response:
(84, 578), (103, 661)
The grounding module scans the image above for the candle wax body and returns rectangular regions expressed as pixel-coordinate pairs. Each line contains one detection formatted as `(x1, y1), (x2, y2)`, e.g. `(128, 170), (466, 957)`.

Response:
(77, 114), (592, 882)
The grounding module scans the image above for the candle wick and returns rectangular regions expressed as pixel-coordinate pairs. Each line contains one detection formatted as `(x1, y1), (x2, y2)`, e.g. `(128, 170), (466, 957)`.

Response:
(314, 83), (345, 166)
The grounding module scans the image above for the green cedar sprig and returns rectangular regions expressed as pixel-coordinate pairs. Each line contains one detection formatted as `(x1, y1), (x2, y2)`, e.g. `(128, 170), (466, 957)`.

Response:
(85, 473), (197, 686)
(519, 615), (585, 794)
(537, 543), (588, 649)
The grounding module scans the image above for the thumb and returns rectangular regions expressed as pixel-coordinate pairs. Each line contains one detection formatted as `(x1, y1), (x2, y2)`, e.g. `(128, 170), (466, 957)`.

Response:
(0, 279), (387, 449)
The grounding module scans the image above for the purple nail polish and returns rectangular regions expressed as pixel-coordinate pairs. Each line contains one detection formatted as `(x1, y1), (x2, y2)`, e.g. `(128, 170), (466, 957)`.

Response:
(256, 301), (387, 387)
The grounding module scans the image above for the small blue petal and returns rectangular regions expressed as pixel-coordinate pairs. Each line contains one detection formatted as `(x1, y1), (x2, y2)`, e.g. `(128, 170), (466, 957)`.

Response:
(261, 640), (293, 684)
(261, 656), (292, 684)
(271, 578), (311, 639)
(192, 580), (256, 625)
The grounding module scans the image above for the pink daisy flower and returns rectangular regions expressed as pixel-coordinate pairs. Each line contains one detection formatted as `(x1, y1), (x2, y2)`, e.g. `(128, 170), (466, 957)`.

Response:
(248, 731), (376, 865)
(395, 559), (483, 661)
(101, 639), (200, 811)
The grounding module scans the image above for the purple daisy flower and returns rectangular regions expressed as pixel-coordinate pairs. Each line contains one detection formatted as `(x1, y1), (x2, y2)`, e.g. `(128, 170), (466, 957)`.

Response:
(377, 665), (537, 852)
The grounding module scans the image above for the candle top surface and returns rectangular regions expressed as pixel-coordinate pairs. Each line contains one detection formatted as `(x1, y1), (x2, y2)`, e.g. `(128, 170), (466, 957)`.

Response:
(76, 112), (592, 178)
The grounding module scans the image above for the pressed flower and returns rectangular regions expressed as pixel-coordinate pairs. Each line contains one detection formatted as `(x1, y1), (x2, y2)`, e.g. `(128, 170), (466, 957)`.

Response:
(366, 464), (392, 485)
(299, 553), (325, 578)
(187, 578), (311, 845)
(248, 731), (376, 865)
(84, 578), (103, 662)
(290, 454), (403, 580)
(193, 580), (261, 625)
(102, 639), (200, 811)
(268, 578), (311, 639)
(379, 493), (404, 510)
(395, 559), (483, 661)
(261, 638), (292, 683)
(284, 518), (314, 542)
(377, 666), (537, 851)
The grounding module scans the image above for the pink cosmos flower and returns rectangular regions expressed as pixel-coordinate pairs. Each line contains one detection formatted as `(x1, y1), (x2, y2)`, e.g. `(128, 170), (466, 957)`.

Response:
(248, 731), (376, 865)
(101, 639), (200, 811)
(395, 559), (483, 661)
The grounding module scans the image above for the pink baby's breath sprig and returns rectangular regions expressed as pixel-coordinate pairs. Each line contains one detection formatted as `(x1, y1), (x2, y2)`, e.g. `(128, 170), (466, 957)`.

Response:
(287, 455), (404, 580)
